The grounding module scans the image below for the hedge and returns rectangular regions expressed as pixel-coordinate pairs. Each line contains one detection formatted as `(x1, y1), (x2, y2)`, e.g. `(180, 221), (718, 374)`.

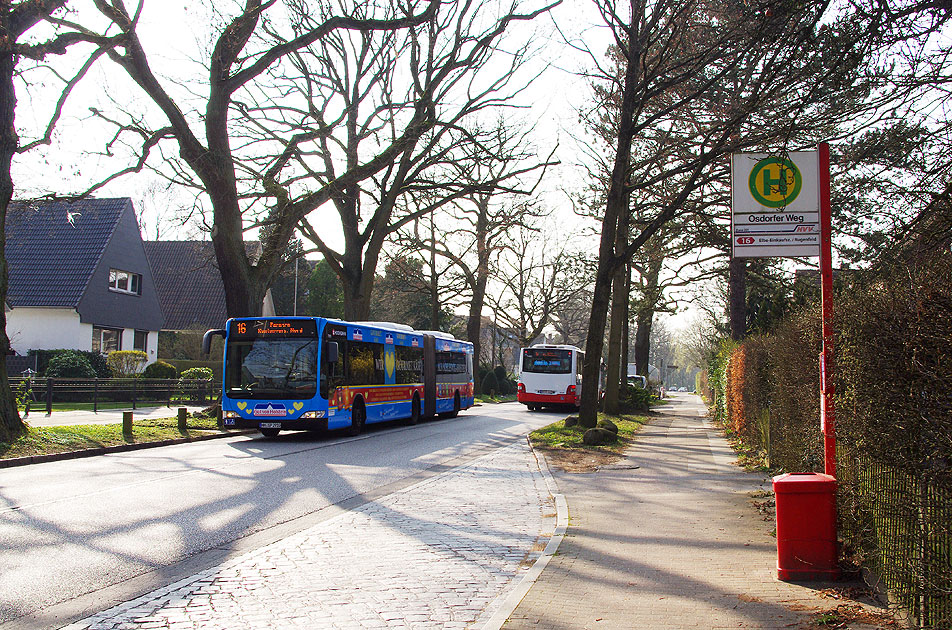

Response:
(717, 253), (952, 628)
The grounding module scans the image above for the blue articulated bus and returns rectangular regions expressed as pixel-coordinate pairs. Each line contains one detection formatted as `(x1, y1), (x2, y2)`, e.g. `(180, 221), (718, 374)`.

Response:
(203, 317), (475, 437)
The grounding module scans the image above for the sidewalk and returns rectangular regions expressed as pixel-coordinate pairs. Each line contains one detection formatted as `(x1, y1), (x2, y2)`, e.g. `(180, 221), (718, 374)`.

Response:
(23, 405), (208, 428)
(503, 395), (890, 630)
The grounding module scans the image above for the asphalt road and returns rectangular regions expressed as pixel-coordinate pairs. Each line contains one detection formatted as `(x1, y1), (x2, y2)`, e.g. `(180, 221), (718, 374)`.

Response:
(0, 401), (557, 630)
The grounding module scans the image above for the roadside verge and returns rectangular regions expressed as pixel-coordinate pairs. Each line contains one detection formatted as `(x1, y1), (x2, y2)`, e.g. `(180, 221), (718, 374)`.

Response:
(0, 429), (254, 469)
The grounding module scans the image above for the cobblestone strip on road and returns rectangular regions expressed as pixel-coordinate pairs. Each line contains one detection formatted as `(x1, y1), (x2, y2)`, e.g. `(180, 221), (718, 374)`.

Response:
(62, 441), (555, 630)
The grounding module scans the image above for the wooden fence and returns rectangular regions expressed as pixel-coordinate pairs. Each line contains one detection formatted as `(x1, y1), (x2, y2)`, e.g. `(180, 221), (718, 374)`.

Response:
(10, 377), (217, 414)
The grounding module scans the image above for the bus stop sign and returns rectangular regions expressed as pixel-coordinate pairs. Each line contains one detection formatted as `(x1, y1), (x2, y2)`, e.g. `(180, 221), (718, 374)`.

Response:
(731, 152), (821, 259)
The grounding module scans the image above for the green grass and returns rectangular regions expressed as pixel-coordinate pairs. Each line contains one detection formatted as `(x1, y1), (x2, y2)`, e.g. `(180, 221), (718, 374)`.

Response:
(476, 393), (517, 404)
(1, 415), (226, 460)
(529, 412), (648, 454)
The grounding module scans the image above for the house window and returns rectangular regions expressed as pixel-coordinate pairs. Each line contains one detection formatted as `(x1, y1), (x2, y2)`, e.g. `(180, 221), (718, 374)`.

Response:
(109, 268), (142, 295)
(134, 330), (148, 353)
(92, 327), (122, 353)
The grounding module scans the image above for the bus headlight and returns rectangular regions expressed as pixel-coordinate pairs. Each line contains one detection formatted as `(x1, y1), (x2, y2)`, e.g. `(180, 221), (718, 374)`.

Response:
(224, 411), (240, 419)
(300, 411), (326, 419)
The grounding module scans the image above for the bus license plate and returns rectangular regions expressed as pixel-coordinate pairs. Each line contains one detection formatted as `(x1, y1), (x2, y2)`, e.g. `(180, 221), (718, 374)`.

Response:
(259, 422), (281, 429)
(539, 390), (555, 394)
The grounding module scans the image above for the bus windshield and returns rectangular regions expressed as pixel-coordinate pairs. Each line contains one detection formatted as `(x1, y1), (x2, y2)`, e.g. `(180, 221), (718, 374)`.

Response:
(225, 325), (318, 399)
(522, 348), (572, 374)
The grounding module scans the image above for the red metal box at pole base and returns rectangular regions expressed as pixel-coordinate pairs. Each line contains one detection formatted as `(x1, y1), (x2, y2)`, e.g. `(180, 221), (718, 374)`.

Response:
(772, 472), (840, 581)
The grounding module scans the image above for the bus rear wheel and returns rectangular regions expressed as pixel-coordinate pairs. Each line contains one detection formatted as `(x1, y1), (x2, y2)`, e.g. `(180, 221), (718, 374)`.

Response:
(348, 400), (366, 436)
(407, 394), (421, 425)
(441, 392), (461, 419)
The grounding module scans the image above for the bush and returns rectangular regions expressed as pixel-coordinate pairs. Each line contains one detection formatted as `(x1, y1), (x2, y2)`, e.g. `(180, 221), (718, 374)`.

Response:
(480, 370), (500, 396)
(707, 338), (737, 423)
(165, 360), (221, 381)
(180, 367), (214, 380)
(46, 351), (96, 378)
(476, 365), (491, 394)
(107, 350), (148, 377)
(492, 366), (510, 394)
(32, 349), (111, 377)
(618, 383), (654, 412)
(143, 360), (178, 379)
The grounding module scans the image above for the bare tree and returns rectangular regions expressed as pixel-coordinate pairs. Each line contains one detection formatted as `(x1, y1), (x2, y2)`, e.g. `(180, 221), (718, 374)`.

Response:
(488, 224), (586, 349)
(392, 115), (556, 365)
(551, 288), (592, 348)
(284, 2), (559, 321)
(72, 0), (487, 318)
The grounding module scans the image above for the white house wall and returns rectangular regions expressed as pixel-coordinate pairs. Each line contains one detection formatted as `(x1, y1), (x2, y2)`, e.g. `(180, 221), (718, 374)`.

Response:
(7, 307), (158, 365)
(7, 308), (89, 354)
(120, 328), (159, 363)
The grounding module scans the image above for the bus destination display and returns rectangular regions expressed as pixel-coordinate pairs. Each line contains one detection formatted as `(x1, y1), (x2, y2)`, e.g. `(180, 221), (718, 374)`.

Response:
(230, 319), (317, 340)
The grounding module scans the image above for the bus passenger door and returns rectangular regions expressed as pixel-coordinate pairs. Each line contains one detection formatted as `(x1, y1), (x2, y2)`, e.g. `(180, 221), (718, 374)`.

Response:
(423, 335), (437, 418)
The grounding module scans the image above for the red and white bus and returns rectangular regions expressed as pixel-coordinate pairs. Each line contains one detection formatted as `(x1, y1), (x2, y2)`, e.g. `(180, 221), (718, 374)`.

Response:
(516, 344), (584, 411)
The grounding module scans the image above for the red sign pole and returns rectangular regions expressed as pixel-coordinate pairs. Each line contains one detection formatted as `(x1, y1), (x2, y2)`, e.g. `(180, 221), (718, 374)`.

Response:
(818, 143), (836, 479)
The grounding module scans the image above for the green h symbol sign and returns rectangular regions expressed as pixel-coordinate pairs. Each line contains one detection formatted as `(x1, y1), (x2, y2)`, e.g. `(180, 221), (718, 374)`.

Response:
(749, 156), (802, 208)
(762, 165), (788, 197)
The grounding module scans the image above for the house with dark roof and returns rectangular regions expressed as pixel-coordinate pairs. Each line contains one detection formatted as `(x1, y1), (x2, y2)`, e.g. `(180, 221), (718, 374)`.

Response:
(5, 198), (164, 362)
(143, 240), (275, 333)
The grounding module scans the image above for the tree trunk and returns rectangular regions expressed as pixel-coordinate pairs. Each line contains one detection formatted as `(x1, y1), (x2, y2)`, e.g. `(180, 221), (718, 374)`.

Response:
(466, 195), (491, 368)
(603, 259), (628, 414)
(729, 256), (746, 341)
(621, 263), (631, 374)
(633, 306), (652, 378)
(341, 265), (374, 321)
(633, 254), (662, 378)
(429, 217), (440, 329)
(0, 29), (24, 442)
(579, 1), (642, 428)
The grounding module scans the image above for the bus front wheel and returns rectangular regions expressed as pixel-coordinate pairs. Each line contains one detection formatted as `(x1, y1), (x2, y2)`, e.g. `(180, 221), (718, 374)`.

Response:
(348, 400), (366, 436)
(260, 428), (280, 438)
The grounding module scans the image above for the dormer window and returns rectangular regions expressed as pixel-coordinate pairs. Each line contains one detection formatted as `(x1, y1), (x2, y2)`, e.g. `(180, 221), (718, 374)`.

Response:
(109, 268), (142, 295)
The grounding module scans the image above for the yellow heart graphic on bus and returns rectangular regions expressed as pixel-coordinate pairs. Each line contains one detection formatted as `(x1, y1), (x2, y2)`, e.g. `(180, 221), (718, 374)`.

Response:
(293, 402), (304, 410)
(237, 402), (247, 410)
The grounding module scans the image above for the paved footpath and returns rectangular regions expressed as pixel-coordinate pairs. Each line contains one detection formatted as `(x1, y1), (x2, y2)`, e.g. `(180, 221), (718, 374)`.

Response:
(61, 440), (555, 630)
(504, 395), (886, 630)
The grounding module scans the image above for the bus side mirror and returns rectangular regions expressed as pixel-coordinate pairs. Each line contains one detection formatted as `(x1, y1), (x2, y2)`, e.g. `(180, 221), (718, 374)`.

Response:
(325, 341), (339, 364)
(202, 328), (226, 355)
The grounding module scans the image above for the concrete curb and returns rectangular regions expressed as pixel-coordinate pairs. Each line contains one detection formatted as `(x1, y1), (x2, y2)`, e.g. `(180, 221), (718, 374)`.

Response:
(480, 437), (568, 630)
(0, 429), (255, 469)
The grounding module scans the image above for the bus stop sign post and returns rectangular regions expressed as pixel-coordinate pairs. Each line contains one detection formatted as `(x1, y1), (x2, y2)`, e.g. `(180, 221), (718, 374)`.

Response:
(818, 142), (836, 479)
(732, 144), (839, 581)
